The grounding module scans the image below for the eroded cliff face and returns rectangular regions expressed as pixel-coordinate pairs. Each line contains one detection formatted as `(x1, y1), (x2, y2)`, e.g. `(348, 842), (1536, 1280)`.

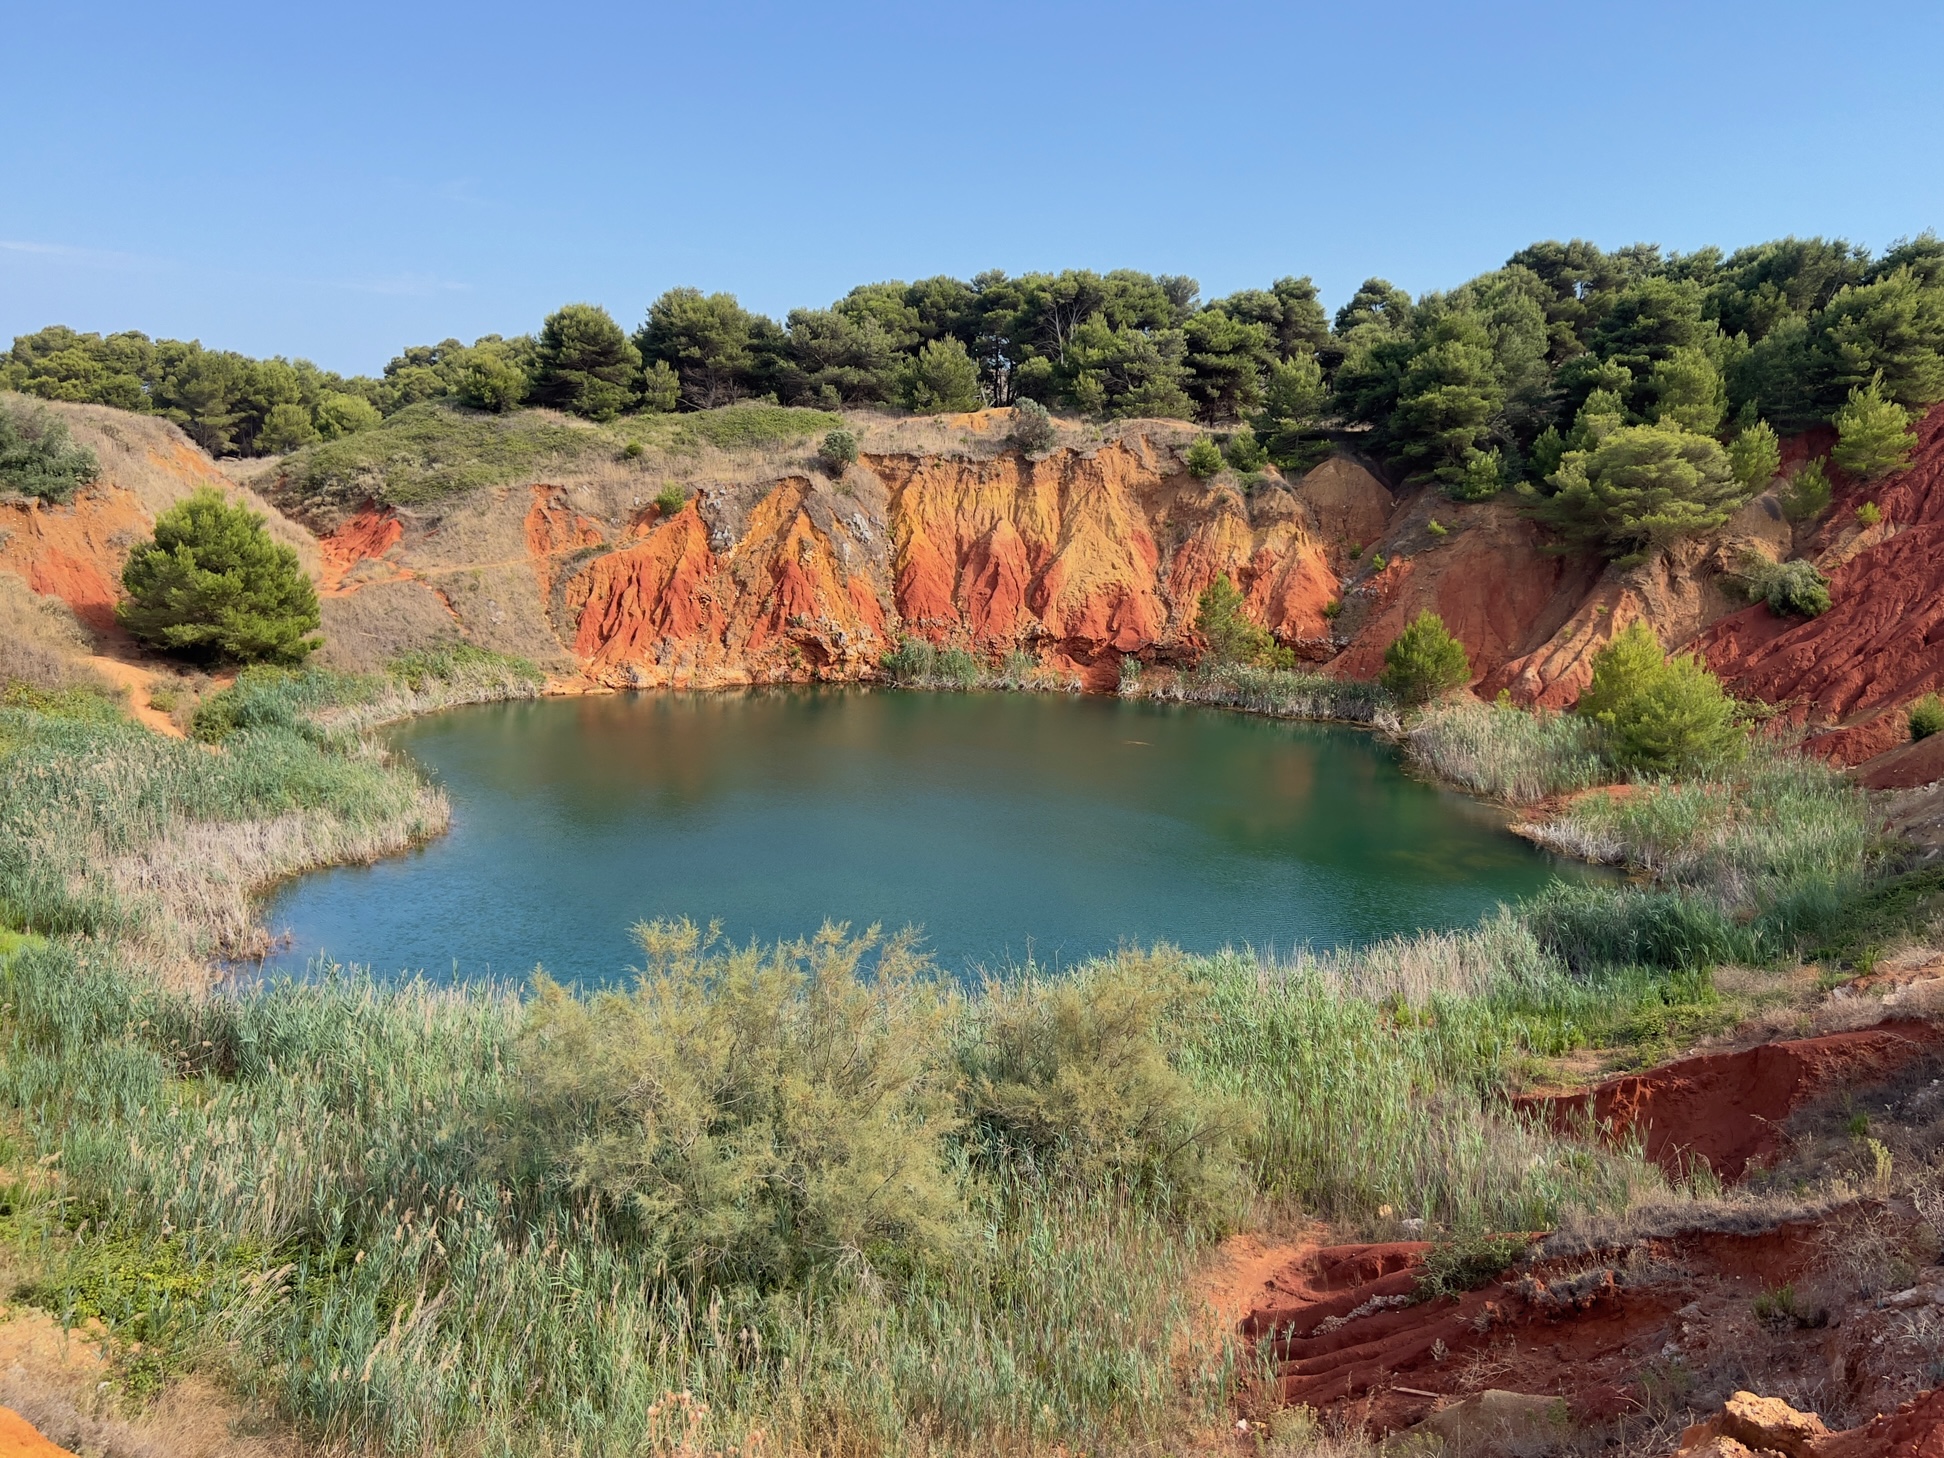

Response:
(525, 435), (1381, 691)
(1696, 404), (1944, 764)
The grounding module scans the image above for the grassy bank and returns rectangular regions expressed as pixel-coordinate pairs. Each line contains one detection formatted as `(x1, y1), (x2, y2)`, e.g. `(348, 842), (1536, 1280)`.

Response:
(0, 660), (1904, 1454)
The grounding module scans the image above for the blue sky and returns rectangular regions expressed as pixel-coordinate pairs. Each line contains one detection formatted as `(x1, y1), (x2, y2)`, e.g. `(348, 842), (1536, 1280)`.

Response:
(7, 0), (1943, 375)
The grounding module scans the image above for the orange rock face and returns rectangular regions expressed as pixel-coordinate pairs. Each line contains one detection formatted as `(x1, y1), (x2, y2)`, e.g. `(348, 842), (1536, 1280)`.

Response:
(566, 480), (892, 687)
(553, 442), (1350, 688)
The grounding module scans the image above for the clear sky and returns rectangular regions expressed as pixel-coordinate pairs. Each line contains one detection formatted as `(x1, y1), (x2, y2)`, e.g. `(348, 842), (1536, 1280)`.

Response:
(7, 0), (1943, 376)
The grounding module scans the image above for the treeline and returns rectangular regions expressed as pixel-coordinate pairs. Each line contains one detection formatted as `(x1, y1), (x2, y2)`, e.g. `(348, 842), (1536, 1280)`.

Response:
(8, 235), (1943, 509)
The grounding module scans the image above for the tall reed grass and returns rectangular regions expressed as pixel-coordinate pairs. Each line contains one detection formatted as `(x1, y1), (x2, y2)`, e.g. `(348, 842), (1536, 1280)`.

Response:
(1124, 661), (1395, 726)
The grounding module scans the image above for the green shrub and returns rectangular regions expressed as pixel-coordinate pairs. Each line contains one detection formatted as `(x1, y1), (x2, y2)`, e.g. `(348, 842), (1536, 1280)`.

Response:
(962, 954), (1253, 1225)
(1780, 457), (1832, 521)
(1576, 621), (1745, 774)
(1194, 574), (1289, 669)
(1911, 694), (1944, 741)
(898, 337), (983, 413)
(1010, 398), (1056, 453)
(528, 304), (640, 422)
(191, 665), (365, 743)
(313, 391), (381, 440)
(1740, 556), (1832, 618)
(506, 919), (969, 1290)
(1426, 518), (1448, 538)
(1223, 426), (1267, 472)
(1857, 500), (1883, 526)
(120, 489), (321, 665)
(1381, 611), (1471, 707)
(1414, 1233), (1529, 1301)
(1443, 446), (1503, 502)
(1531, 422), (1746, 558)
(1831, 376), (1917, 480)
(1183, 436), (1223, 479)
(0, 400), (98, 503)
(818, 428), (858, 472)
(653, 483), (686, 514)
(255, 402), (318, 454)
(881, 635), (937, 684)
(1727, 419), (1782, 489)
(455, 345), (529, 414)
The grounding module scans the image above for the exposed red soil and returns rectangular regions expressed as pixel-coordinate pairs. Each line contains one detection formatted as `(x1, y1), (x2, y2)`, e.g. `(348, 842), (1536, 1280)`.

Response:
(1815, 1390), (1944, 1458)
(1696, 404), (1944, 763)
(1332, 500), (1598, 690)
(1858, 733), (1944, 791)
(0, 1408), (73, 1458)
(0, 487), (152, 629)
(316, 503), (405, 595)
(1239, 1223), (1826, 1432)
(565, 480), (891, 688)
(1515, 1020), (1944, 1180)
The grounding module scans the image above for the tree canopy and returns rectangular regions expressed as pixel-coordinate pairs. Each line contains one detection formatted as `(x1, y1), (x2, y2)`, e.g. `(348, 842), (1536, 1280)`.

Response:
(12, 231), (1943, 485)
(119, 488), (321, 664)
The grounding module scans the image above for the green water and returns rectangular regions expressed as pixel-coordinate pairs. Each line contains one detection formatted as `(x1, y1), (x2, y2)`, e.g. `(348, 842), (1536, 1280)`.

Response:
(263, 689), (1581, 983)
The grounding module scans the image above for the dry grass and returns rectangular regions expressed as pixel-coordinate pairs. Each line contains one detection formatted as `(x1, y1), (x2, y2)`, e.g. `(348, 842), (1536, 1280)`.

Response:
(0, 576), (110, 695)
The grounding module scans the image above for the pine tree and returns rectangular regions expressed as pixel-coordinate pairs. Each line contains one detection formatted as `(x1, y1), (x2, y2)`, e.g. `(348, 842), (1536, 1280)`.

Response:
(1381, 611), (1471, 706)
(530, 304), (641, 421)
(1830, 375), (1918, 480)
(119, 488), (320, 663)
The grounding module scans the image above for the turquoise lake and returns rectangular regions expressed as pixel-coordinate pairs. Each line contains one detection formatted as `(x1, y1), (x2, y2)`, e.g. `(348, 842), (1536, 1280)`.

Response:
(260, 689), (1581, 984)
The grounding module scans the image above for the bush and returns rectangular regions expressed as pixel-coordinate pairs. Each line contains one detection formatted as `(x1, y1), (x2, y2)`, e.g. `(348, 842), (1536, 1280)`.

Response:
(1532, 422), (1746, 558)
(455, 347), (529, 413)
(1740, 556), (1832, 618)
(313, 391), (381, 441)
(1576, 621), (1746, 774)
(1727, 419), (1782, 489)
(1223, 426), (1267, 472)
(0, 400), (99, 503)
(255, 401), (318, 454)
(1010, 398), (1056, 454)
(652, 483), (685, 514)
(1780, 457), (1832, 521)
(1381, 611), (1471, 707)
(1857, 500), (1883, 526)
(1183, 436), (1223, 479)
(1194, 573), (1289, 668)
(1414, 1233), (1529, 1301)
(898, 337), (983, 413)
(1831, 376), (1917, 481)
(119, 488), (321, 664)
(818, 428), (858, 472)
(1911, 694), (1944, 741)
(1443, 446), (1503, 502)
(505, 919), (969, 1290)
(528, 304), (640, 422)
(961, 954), (1252, 1224)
